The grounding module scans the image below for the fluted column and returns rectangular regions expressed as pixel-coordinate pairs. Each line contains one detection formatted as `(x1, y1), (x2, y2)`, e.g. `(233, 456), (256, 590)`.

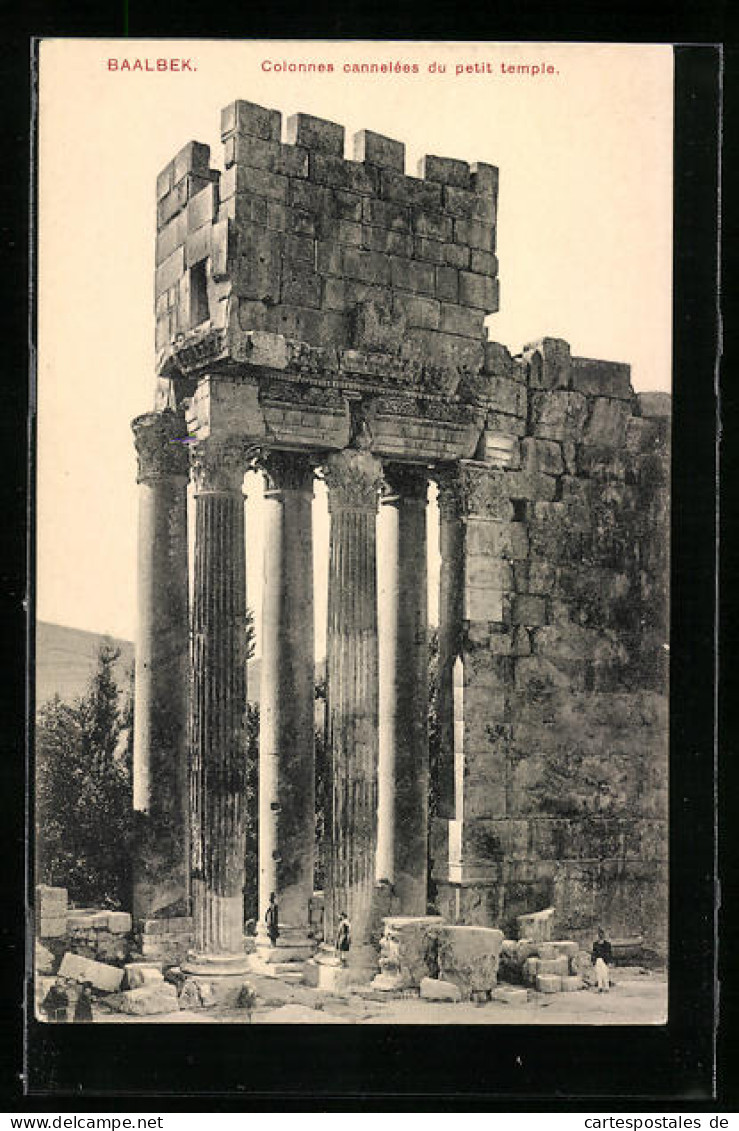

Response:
(185, 437), (250, 972)
(323, 448), (384, 964)
(131, 411), (190, 921)
(256, 451), (316, 963)
(377, 464), (429, 915)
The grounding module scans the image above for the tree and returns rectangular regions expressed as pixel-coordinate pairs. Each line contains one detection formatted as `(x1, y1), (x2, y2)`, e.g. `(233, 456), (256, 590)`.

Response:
(35, 644), (133, 907)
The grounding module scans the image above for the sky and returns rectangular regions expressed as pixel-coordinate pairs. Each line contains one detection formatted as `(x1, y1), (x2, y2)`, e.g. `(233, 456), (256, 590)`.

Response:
(37, 40), (674, 654)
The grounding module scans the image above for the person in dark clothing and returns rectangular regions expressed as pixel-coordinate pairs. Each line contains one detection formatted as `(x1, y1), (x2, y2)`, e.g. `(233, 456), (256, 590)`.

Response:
(265, 892), (279, 947)
(335, 912), (351, 966)
(41, 978), (69, 1022)
(73, 981), (94, 1022)
(591, 927), (613, 992)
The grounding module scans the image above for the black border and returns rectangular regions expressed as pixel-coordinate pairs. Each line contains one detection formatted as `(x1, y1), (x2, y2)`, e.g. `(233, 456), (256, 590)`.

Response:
(4, 29), (725, 1110)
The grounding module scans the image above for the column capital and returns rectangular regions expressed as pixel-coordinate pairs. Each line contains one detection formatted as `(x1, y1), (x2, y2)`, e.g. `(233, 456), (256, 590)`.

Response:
(257, 450), (316, 496)
(132, 411), (190, 484)
(324, 448), (384, 513)
(381, 463), (428, 505)
(189, 437), (252, 495)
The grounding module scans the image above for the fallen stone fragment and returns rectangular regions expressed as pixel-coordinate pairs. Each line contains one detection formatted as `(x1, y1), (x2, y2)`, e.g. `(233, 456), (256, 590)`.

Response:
(523, 957), (540, 985)
(560, 975), (584, 992)
(419, 976), (462, 1002)
(516, 908), (554, 942)
(124, 963), (164, 990)
(58, 952), (124, 993)
(436, 925), (503, 994)
(36, 942), (56, 974)
(536, 974), (561, 994)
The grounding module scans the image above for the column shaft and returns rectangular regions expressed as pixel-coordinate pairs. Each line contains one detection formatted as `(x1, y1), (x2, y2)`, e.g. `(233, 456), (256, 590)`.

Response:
(324, 448), (384, 960)
(257, 452), (316, 956)
(131, 412), (190, 921)
(377, 465), (429, 915)
(188, 440), (249, 961)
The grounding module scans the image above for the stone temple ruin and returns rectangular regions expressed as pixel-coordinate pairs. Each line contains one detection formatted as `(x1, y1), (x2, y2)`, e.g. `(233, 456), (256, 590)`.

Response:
(127, 100), (669, 992)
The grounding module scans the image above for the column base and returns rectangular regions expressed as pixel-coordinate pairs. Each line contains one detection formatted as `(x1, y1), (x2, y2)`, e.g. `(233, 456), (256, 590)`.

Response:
(181, 952), (252, 977)
(303, 941), (378, 992)
(253, 923), (316, 965)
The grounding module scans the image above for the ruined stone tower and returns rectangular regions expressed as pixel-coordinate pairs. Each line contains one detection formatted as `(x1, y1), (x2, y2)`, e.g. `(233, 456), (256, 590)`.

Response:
(132, 100), (669, 972)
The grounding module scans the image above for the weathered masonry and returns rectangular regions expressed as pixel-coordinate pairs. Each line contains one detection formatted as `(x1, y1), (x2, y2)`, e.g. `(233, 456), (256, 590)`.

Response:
(132, 100), (669, 973)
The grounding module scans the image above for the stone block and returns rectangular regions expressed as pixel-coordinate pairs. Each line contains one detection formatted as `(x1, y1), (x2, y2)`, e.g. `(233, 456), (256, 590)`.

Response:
(440, 303), (484, 338)
(470, 161), (499, 195)
(155, 246), (185, 297)
(540, 940), (578, 959)
(125, 963), (165, 990)
(413, 236), (445, 264)
(582, 398), (630, 448)
(521, 437), (564, 476)
(444, 243), (471, 269)
(353, 129), (405, 171)
(309, 153), (378, 195)
(524, 337), (572, 389)
(107, 982), (179, 1016)
(571, 356), (632, 399)
(412, 209), (453, 241)
(536, 973), (561, 993)
(281, 262), (322, 308)
(286, 112), (344, 156)
(435, 264), (459, 301)
(393, 293), (441, 330)
(224, 134), (309, 179)
(492, 985), (529, 1004)
(477, 432), (520, 468)
(362, 225), (413, 257)
(561, 975), (584, 992)
(522, 956), (540, 985)
(471, 248), (499, 276)
(381, 168), (442, 210)
(420, 976), (463, 1002)
(418, 154), (471, 188)
(58, 953), (124, 993)
(36, 942), (56, 974)
(511, 595), (547, 627)
(379, 916), (445, 988)
(516, 907), (554, 941)
(232, 225), (281, 302)
(362, 197), (411, 232)
(530, 390), (588, 441)
(436, 925), (504, 993)
(638, 391), (671, 418)
(459, 271), (498, 310)
(221, 100), (282, 142)
(172, 141), (210, 184)
(390, 256), (436, 295)
(185, 224), (211, 269)
(156, 211), (188, 265)
(453, 218), (495, 250)
(464, 586), (505, 623)
(342, 246), (392, 287)
(536, 955), (569, 977)
(38, 916), (67, 939)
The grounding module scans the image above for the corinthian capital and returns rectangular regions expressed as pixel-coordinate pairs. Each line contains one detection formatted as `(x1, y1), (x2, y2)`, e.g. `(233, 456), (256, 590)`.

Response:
(257, 450), (316, 496)
(189, 437), (252, 495)
(132, 411), (190, 484)
(324, 448), (384, 513)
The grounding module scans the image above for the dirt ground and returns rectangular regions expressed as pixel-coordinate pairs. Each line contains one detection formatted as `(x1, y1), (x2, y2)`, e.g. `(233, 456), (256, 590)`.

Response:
(58, 966), (667, 1026)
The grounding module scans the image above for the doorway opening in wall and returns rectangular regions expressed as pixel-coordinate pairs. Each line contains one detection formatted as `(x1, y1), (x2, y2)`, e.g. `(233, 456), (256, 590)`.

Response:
(189, 260), (209, 327)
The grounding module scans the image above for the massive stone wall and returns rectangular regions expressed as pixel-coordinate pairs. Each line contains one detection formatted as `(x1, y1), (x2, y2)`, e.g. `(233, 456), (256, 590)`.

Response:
(432, 339), (669, 952)
(154, 100), (498, 381)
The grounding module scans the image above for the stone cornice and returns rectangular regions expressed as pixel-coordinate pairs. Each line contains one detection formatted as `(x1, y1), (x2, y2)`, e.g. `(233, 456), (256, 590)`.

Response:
(132, 411), (190, 483)
(324, 448), (384, 513)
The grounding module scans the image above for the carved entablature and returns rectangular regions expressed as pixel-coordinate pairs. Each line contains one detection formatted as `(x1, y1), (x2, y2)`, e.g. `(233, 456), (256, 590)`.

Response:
(132, 411), (190, 483)
(189, 436), (254, 495)
(323, 448), (385, 513)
